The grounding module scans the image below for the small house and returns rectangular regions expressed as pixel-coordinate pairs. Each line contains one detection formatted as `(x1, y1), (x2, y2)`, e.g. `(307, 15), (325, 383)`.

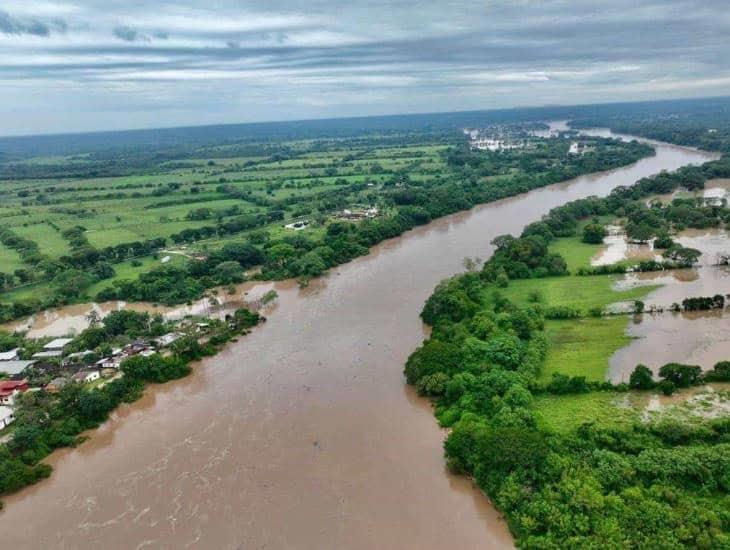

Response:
(71, 370), (100, 384)
(0, 348), (20, 361)
(0, 406), (15, 429)
(125, 340), (149, 354)
(96, 357), (120, 369)
(154, 332), (183, 348)
(0, 379), (29, 406)
(0, 360), (36, 378)
(43, 338), (74, 352)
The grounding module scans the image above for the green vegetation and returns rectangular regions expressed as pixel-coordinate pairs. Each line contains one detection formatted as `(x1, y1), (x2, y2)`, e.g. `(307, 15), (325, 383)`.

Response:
(406, 141), (730, 547)
(534, 392), (639, 432)
(0, 129), (653, 321)
(542, 317), (634, 382)
(547, 235), (600, 272)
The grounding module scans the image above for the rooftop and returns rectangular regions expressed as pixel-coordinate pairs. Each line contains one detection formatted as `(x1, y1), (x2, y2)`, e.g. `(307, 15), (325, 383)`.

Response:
(0, 360), (36, 376)
(43, 338), (74, 350)
(0, 348), (20, 361)
(32, 350), (64, 359)
(0, 380), (27, 391)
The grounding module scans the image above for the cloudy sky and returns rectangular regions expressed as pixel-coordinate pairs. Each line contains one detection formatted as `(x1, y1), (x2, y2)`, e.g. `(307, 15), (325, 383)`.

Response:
(1, 0), (728, 136)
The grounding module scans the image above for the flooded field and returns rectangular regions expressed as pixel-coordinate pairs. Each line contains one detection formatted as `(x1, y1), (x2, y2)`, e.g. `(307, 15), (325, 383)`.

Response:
(4, 281), (281, 339)
(614, 383), (730, 421)
(609, 227), (730, 382)
(592, 225), (658, 266)
(0, 128), (717, 549)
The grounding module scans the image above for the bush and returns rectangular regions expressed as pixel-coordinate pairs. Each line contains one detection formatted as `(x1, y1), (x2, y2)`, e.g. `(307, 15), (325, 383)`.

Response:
(658, 363), (702, 388)
(543, 305), (581, 320)
(659, 380), (676, 395)
(629, 364), (655, 390)
(705, 361), (730, 382)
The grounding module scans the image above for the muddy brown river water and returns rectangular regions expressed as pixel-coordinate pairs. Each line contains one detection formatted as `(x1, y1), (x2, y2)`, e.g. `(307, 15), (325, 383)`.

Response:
(609, 226), (730, 383)
(0, 129), (717, 549)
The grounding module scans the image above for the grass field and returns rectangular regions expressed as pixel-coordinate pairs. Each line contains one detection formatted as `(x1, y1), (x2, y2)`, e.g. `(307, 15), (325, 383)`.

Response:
(548, 235), (600, 273)
(534, 392), (640, 432)
(541, 317), (636, 382)
(0, 243), (24, 273)
(484, 232), (661, 386)
(13, 223), (69, 258)
(483, 273), (655, 313)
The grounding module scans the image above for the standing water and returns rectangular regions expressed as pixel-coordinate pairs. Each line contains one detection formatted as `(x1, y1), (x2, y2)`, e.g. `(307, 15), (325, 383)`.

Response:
(0, 127), (717, 549)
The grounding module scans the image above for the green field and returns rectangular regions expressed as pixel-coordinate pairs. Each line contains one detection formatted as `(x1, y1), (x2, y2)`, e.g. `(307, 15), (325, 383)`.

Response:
(484, 272), (654, 312)
(534, 391), (640, 432)
(0, 127), (653, 320)
(0, 243), (23, 273)
(541, 317), (636, 382)
(548, 235), (600, 273)
(13, 223), (69, 258)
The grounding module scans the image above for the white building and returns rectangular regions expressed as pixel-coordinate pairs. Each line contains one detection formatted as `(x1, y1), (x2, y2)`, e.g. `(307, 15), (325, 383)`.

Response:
(43, 338), (74, 351)
(0, 406), (15, 429)
(0, 348), (20, 361)
(72, 370), (100, 384)
(96, 357), (121, 369)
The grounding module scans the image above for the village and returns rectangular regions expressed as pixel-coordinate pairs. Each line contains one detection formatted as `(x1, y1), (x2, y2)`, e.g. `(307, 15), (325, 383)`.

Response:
(0, 309), (261, 433)
(283, 205), (380, 232)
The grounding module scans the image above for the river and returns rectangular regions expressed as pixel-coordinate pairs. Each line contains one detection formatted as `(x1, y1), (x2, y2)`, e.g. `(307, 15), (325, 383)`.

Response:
(0, 127), (717, 549)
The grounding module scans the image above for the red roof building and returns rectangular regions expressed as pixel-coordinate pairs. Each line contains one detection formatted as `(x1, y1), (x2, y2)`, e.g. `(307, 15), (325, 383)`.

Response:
(0, 379), (29, 405)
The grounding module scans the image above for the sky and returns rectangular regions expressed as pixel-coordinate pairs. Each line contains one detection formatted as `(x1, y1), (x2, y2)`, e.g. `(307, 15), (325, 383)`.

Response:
(0, 0), (728, 136)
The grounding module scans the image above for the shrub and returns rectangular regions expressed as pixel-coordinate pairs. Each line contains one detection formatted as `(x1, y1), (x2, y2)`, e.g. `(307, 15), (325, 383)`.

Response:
(629, 364), (655, 390)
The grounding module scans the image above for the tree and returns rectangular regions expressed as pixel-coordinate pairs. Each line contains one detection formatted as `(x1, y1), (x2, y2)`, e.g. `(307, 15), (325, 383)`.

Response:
(52, 269), (94, 297)
(219, 242), (264, 268)
(629, 364), (655, 389)
(85, 310), (101, 328)
(266, 243), (296, 268)
(293, 251), (327, 277)
(664, 246), (701, 266)
(704, 361), (730, 382)
(233, 308), (260, 329)
(658, 363), (702, 388)
(626, 223), (653, 243)
(582, 222), (607, 244)
(214, 261), (244, 284)
(654, 234), (674, 249)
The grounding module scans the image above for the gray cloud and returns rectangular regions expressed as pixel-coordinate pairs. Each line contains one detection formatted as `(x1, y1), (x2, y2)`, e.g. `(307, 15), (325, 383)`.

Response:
(0, 10), (65, 37)
(113, 25), (149, 42)
(0, 0), (729, 135)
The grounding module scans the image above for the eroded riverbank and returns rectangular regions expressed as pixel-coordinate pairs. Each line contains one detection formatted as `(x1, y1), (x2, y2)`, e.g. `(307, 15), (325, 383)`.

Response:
(0, 129), (717, 549)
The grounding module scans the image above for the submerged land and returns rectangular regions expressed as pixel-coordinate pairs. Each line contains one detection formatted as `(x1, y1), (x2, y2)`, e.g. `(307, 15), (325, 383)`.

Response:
(0, 97), (728, 547)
